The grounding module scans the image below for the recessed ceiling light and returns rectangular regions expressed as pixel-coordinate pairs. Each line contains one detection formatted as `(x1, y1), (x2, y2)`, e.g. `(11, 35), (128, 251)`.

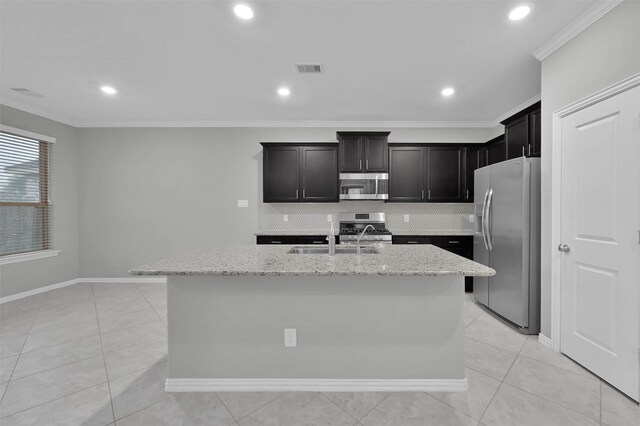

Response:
(100, 86), (117, 95)
(234, 4), (254, 20)
(509, 5), (531, 21)
(277, 87), (290, 97)
(441, 87), (455, 97)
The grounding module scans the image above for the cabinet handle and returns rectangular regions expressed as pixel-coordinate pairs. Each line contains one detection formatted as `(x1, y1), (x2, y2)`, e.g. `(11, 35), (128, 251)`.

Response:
(312, 241), (323, 244)
(522, 146), (526, 157)
(366, 159), (369, 169)
(528, 144), (532, 156)
(295, 189), (298, 198)
(407, 241), (419, 244)
(448, 241), (459, 244)
(466, 190), (469, 200)
(360, 160), (362, 170)
(303, 189), (306, 199)
(428, 189), (431, 200)
(272, 241), (282, 244)
(421, 189), (424, 199)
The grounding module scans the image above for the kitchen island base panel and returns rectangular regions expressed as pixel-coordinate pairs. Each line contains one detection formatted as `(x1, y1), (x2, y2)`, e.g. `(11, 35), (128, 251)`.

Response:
(167, 274), (466, 391)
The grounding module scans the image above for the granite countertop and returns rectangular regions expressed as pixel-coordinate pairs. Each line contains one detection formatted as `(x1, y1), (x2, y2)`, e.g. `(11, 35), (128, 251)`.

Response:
(255, 230), (331, 236)
(256, 229), (475, 236)
(390, 230), (475, 236)
(129, 244), (495, 277)
(255, 228), (473, 236)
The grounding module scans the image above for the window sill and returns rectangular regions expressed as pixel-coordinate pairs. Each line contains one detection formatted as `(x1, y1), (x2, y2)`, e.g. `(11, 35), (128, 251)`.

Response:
(0, 250), (61, 266)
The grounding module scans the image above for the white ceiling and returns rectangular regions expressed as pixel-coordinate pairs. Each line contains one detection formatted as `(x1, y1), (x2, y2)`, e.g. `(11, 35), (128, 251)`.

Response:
(0, 0), (598, 127)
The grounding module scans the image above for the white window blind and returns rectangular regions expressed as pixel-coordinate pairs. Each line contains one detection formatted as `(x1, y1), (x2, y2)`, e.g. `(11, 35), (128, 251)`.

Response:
(0, 131), (51, 256)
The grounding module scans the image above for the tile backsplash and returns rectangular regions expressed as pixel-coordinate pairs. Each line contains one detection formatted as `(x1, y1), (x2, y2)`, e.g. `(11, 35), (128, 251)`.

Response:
(260, 201), (474, 232)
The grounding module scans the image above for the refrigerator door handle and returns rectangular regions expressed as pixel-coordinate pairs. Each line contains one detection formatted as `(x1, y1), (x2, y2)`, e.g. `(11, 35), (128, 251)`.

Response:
(481, 189), (490, 250)
(486, 188), (494, 251)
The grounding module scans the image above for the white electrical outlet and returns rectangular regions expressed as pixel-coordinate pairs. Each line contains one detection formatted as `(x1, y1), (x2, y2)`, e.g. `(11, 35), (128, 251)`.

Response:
(237, 199), (248, 208)
(469, 214), (475, 223)
(404, 214), (410, 222)
(327, 214), (332, 222)
(283, 215), (288, 222)
(284, 328), (297, 347)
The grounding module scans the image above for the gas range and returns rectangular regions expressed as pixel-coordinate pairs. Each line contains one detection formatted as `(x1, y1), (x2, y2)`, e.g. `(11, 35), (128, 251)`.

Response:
(338, 212), (392, 244)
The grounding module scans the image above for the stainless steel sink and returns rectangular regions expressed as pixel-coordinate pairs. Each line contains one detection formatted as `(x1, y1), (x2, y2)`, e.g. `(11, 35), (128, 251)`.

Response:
(287, 246), (379, 254)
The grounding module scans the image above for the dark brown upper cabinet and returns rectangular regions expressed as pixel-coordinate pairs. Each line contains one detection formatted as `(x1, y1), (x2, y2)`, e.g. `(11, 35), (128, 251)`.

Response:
(463, 146), (481, 202)
(487, 135), (506, 165)
(337, 132), (389, 172)
(262, 143), (338, 203)
(388, 145), (466, 203)
(529, 108), (541, 156)
(426, 147), (463, 202)
(501, 101), (541, 160)
(388, 146), (426, 202)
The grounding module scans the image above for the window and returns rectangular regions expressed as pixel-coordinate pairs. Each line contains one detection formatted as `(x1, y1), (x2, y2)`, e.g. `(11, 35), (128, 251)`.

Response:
(0, 131), (51, 256)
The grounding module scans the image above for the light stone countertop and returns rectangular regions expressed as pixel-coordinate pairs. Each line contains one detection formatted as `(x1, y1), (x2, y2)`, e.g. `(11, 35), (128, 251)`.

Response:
(256, 229), (475, 236)
(129, 244), (495, 277)
(255, 230), (331, 236)
(390, 230), (474, 236)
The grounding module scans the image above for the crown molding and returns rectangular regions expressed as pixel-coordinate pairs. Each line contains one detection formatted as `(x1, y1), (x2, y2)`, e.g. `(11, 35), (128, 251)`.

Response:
(0, 98), (81, 127)
(74, 120), (496, 129)
(493, 93), (541, 125)
(533, 0), (623, 61)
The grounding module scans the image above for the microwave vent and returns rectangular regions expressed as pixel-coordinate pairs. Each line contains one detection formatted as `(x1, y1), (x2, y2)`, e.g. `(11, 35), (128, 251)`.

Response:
(295, 64), (323, 74)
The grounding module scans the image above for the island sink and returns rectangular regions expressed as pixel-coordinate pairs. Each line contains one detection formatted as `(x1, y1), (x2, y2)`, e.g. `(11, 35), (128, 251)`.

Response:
(287, 246), (379, 254)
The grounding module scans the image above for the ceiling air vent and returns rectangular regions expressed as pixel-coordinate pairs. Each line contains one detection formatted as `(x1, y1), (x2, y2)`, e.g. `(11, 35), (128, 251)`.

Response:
(295, 64), (323, 74)
(11, 88), (44, 98)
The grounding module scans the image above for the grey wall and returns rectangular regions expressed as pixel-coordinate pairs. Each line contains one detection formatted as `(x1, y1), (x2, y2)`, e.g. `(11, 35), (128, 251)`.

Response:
(77, 126), (495, 278)
(0, 105), (80, 297)
(539, 0), (640, 337)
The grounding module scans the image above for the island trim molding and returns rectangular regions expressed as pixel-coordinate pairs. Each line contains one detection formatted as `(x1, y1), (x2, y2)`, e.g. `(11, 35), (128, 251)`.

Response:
(165, 378), (468, 393)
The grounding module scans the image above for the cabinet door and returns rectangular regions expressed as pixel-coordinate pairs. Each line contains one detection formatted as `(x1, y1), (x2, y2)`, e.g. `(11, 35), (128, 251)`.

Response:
(339, 135), (363, 172)
(426, 147), (462, 202)
(505, 115), (529, 159)
(364, 135), (388, 171)
(301, 146), (338, 202)
(388, 146), (425, 202)
(464, 147), (479, 202)
(256, 236), (299, 244)
(529, 108), (541, 156)
(263, 146), (300, 202)
(487, 137), (506, 165)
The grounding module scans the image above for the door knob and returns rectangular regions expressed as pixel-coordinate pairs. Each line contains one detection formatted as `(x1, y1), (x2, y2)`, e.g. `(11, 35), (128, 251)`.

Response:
(557, 244), (570, 253)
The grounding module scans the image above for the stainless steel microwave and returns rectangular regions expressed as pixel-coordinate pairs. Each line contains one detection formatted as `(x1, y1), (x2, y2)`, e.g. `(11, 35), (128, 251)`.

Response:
(339, 173), (389, 200)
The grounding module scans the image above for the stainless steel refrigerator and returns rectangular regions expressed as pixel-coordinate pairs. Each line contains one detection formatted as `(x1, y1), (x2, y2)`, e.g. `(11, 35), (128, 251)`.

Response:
(473, 156), (541, 334)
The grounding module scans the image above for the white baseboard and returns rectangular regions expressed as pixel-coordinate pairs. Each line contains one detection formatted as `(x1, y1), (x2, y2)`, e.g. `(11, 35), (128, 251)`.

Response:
(0, 276), (167, 304)
(0, 278), (80, 304)
(165, 378), (468, 393)
(538, 334), (553, 349)
(80, 277), (167, 284)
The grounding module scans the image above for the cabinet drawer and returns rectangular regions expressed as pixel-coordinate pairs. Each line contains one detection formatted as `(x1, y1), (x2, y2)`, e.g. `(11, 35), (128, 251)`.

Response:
(256, 236), (299, 245)
(392, 236), (434, 245)
(297, 236), (336, 245)
(433, 236), (473, 248)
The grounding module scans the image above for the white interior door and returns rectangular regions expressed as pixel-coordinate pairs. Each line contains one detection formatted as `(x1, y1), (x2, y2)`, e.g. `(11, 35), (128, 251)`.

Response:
(559, 84), (640, 401)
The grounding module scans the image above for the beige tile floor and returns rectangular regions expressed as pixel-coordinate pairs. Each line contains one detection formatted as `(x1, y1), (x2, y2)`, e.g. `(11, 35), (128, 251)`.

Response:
(0, 283), (638, 425)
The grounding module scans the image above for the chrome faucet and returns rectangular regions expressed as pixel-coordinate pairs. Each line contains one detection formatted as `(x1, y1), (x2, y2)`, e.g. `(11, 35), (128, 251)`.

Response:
(327, 221), (336, 256)
(356, 224), (375, 255)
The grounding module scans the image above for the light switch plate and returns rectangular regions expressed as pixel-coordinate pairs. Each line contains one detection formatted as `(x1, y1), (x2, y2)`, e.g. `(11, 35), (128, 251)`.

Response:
(237, 200), (248, 208)
(404, 214), (410, 222)
(284, 328), (297, 347)
(283, 215), (288, 222)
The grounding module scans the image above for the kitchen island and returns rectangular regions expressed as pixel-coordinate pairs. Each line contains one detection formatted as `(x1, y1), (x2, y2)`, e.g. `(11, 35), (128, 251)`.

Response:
(130, 244), (494, 392)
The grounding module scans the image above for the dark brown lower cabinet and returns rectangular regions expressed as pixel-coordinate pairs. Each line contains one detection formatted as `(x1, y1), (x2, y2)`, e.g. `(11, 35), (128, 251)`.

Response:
(393, 235), (474, 292)
(256, 236), (337, 245)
